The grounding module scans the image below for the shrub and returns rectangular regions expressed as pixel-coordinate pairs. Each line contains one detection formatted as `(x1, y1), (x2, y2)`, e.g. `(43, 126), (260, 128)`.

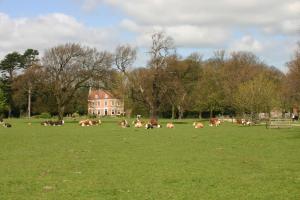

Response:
(39, 112), (51, 119)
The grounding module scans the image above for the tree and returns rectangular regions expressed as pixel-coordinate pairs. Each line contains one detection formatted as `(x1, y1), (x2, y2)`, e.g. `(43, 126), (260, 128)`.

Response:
(148, 32), (174, 118)
(195, 62), (224, 118)
(12, 64), (42, 117)
(22, 49), (39, 118)
(114, 44), (137, 114)
(164, 55), (201, 119)
(286, 42), (300, 106)
(0, 88), (7, 116)
(42, 43), (112, 120)
(233, 74), (279, 120)
(0, 52), (24, 117)
(0, 52), (24, 81)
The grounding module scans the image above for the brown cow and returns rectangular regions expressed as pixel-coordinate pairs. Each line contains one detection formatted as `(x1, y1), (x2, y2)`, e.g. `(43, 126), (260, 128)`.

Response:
(209, 118), (221, 126)
(193, 122), (204, 128)
(166, 122), (174, 128)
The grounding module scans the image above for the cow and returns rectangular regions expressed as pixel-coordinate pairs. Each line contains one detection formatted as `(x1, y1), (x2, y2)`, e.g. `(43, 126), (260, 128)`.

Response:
(209, 118), (221, 126)
(166, 122), (174, 128)
(193, 122), (204, 128)
(120, 119), (130, 128)
(145, 123), (153, 129)
(41, 120), (64, 126)
(52, 120), (64, 126)
(134, 121), (143, 128)
(149, 118), (161, 128)
(3, 122), (12, 128)
(236, 119), (252, 126)
(79, 119), (101, 127)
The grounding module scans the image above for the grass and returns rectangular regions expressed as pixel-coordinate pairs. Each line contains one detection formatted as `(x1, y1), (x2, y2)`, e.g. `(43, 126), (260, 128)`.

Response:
(0, 118), (299, 200)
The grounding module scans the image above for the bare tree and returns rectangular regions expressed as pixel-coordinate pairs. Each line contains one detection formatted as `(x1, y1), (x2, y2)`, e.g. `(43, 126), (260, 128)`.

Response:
(114, 44), (137, 114)
(148, 32), (174, 118)
(115, 44), (137, 75)
(42, 43), (112, 120)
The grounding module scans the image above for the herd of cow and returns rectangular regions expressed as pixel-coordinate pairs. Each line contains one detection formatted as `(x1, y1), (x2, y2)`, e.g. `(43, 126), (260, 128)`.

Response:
(0, 116), (253, 129)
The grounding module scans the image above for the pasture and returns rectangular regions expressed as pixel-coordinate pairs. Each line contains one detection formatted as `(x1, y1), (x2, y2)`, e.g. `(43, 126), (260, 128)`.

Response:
(0, 118), (299, 200)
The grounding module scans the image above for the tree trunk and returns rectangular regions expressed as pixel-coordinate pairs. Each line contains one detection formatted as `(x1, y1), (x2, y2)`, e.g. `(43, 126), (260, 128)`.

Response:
(171, 105), (175, 119)
(57, 97), (65, 121)
(177, 105), (184, 119)
(8, 107), (11, 118)
(58, 105), (65, 120)
(28, 88), (31, 118)
(198, 111), (202, 119)
(178, 110), (184, 119)
(210, 108), (213, 118)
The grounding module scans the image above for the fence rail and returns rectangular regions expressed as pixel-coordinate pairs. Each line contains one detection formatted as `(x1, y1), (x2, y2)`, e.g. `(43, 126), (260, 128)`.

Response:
(266, 118), (292, 129)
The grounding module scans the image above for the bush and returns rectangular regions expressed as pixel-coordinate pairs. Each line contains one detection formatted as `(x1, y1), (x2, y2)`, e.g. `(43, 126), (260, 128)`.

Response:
(88, 114), (97, 119)
(72, 112), (80, 118)
(39, 112), (51, 119)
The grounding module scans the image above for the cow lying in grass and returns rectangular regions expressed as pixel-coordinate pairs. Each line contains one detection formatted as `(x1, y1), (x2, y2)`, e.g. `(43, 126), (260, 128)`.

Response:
(41, 120), (64, 126)
(166, 122), (174, 128)
(134, 121), (143, 128)
(120, 119), (130, 128)
(2, 122), (12, 128)
(193, 122), (204, 128)
(236, 119), (252, 126)
(0, 118), (12, 128)
(209, 118), (221, 126)
(79, 119), (101, 127)
(145, 118), (161, 129)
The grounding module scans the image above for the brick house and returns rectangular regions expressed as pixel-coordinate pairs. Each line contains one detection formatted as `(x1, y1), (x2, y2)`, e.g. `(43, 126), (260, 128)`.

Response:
(88, 89), (124, 116)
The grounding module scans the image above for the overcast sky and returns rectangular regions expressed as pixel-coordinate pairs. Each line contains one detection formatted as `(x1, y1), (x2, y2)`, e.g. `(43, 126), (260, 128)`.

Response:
(0, 0), (299, 71)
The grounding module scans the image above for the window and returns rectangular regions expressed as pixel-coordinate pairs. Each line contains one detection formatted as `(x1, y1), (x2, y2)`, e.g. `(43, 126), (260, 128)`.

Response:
(104, 101), (107, 106)
(112, 109), (115, 115)
(117, 101), (120, 106)
(117, 110), (120, 115)
(97, 110), (100, 115)
(97, 101), (100, 107)
(111, 100), (115, 106)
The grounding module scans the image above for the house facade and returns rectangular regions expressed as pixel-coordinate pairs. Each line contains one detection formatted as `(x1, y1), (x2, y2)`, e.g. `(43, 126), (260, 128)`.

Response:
(88, 89), (124, 116)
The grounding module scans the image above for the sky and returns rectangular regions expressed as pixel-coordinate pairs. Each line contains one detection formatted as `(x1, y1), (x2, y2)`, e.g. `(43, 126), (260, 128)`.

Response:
(0, 0), (299, 71)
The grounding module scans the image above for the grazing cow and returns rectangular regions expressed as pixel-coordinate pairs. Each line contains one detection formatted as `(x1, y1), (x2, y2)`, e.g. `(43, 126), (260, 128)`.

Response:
(193, 122), (204, 128)
(209, 118), (221, 126)
(3, 122), (12, 128)
(166, 122), (174, 128)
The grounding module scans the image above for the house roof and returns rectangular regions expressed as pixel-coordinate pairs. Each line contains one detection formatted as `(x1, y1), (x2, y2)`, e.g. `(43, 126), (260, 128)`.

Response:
(88, 89), (117, 100)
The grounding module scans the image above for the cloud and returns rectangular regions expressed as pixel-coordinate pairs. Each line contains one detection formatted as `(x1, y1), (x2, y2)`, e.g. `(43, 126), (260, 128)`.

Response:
(79, 0), (300, 34)
(230, 36), (263, 53)
(77, 0), (300, 52)
(0, 12), (119, 58)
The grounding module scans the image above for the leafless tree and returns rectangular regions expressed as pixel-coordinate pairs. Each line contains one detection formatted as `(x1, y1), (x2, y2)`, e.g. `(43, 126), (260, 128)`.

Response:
(115, 44), (137, 75)
(42, 43), (112, 120)
(148, 32), (174, 118)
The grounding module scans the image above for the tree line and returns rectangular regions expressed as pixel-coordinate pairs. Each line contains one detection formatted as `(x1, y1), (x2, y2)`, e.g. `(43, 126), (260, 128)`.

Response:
(0, 32), (299, 120)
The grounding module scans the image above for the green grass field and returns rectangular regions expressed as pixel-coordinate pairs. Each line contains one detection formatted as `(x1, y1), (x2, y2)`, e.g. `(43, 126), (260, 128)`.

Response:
(0, 118), (299, 200)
